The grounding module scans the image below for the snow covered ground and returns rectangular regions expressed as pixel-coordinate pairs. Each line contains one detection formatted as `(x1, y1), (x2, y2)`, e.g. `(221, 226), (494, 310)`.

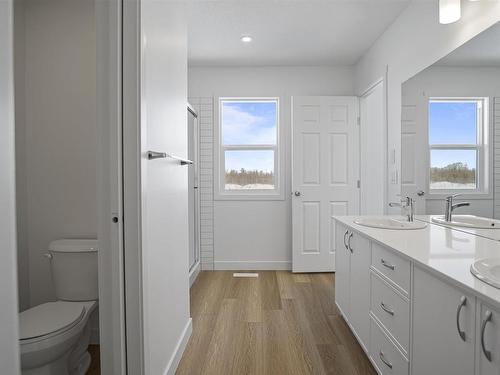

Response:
(225, 183), (275, 190)
(430, 182), (476, 189)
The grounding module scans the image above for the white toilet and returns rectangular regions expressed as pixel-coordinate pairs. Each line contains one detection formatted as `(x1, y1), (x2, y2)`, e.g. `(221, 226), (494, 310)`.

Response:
(19, 239), (99, 375)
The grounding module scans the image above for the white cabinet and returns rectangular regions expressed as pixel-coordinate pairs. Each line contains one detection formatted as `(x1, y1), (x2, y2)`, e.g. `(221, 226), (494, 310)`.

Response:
(477, 302), (500, 375)
(335, 223), (350, 317)
(334, 222), (371, 350)
(349, 231), (371, 348)
(412, 266), (475, 375)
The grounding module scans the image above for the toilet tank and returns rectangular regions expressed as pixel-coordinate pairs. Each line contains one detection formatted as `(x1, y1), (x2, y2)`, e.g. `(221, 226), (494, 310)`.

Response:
(49, 239), (99, 301)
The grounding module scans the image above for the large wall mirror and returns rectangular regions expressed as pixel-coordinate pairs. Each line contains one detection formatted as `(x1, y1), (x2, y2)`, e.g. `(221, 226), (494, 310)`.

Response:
(401, 22), (500, 240)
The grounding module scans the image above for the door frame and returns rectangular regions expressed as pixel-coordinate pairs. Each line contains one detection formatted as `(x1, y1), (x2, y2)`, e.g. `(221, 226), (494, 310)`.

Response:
(359, 76), (388, 214)
(96, 0), (143, 373)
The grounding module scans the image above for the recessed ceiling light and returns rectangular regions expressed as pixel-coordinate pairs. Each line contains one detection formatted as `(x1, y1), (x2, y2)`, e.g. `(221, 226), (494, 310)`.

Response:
(439, 0), (461, 24)
(240, 35), (253, 43)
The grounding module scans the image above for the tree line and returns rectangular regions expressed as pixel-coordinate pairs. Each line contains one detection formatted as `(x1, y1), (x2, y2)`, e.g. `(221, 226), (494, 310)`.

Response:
(225, 168), (274, 185)
(430, 162), (475, 184)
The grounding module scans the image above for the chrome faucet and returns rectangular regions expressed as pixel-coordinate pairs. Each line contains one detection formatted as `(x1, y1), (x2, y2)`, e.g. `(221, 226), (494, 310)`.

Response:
(389, 195), (415, 222)
(444, 194), (470, 222)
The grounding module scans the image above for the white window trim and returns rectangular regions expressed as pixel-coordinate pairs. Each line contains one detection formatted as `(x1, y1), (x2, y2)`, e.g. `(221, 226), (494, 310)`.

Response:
(214, 97), (285, 201)
(427, 97), (491, 199)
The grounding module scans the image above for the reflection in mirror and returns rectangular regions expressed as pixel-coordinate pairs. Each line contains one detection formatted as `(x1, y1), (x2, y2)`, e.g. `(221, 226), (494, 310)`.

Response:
(401, 22), (500, 240)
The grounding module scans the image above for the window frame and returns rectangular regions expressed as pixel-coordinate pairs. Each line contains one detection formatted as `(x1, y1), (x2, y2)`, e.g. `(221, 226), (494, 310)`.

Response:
(427, 97), (490, 197)
(214, 97), (284, 201)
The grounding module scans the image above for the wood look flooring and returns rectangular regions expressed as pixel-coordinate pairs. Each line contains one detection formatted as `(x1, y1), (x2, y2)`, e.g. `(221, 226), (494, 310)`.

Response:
(86, 345), (100, 375)
(176, 271), (376, 375)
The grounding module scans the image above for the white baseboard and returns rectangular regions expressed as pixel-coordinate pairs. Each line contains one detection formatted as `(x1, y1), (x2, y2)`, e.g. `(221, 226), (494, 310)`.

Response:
(189, 261), (200, 287)
(165, 318), (193, 375)
(214, 261), (292, 271)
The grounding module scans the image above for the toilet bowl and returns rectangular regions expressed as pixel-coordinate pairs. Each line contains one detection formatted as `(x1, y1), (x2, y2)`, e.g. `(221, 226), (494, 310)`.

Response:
(19, 239), (99, 375)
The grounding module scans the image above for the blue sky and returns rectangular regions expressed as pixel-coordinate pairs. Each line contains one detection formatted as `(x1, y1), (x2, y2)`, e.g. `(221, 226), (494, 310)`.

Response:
(222, 101), (277, 172)
(429, 101), (477, 168)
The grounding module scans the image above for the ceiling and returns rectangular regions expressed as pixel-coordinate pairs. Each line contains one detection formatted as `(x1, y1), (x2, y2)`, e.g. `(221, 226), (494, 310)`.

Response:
(187, 0), (410, 67)
(437, 22), (500, 67)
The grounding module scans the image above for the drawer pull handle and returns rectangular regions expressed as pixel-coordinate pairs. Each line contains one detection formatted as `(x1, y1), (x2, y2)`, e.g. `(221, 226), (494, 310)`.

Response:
(456, 296), (467, 342)
(380, 258), (395, 270)
(379, 351), (393, 369)
(481, 310), (493, 362)
(347, 232), (354, 253)
(380, 301), (395, 316)
(343, 230), (349, 250)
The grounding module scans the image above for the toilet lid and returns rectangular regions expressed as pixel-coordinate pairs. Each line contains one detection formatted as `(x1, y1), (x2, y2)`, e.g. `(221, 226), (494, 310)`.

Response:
(19, 301), (85, 340)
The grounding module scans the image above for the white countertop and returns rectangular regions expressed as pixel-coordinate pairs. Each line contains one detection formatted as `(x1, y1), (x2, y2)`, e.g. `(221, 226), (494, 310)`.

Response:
(334, 215), (500, 309)
(416, 215), (500, 242)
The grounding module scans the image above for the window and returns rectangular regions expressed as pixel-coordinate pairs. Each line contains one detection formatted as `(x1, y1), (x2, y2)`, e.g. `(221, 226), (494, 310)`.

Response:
(216, 98), (282, 199)
(428, 98), (489, 194)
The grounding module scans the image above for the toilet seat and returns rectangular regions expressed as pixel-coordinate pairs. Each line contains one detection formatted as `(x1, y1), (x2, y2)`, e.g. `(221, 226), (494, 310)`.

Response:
(20, 301), (86, 342)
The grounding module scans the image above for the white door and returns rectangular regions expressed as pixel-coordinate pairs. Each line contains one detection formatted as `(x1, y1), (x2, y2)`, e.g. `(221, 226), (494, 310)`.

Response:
(360, 80), (386, 214)
(401, 92), (427, 213)
(123, 2), (191, 374)
(292, 96), (360, 272)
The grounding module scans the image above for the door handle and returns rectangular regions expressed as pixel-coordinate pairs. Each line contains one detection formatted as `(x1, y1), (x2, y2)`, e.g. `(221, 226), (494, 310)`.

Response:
(294, 191), (302, 197)
(347, 232), (354, 253)
(147, 151), (193, 165)
(380, 301), (395, 316)
(343, 230), (349, 250)
(456, 296), (467, 341)
(417, 190), (425, 196)
(481, 310), (493, 362)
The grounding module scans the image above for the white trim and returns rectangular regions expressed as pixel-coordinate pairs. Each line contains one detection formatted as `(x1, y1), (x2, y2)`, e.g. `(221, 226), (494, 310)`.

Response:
(122, 0), (145, 373)
(189, 261), (201, 287)
(164, 319), (193, 375)
(214, 97), (285, 201)
(214, 261), (292, 270)
(95, 0), (127, 373)
(427, 97), (490, 197)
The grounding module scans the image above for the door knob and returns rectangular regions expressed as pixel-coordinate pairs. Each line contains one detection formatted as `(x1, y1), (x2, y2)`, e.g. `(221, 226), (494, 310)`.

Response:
(417, 190), (425, 197)
(294, 191), (302, 197)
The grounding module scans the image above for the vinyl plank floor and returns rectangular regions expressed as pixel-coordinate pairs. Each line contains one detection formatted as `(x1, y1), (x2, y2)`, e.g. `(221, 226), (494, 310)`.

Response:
(176, 271), (376, 375)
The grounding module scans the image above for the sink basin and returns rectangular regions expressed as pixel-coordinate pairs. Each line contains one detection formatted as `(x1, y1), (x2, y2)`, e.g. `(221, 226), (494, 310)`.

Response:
(471, 258), (500, 289)
(432, 215), (500, 229)
(353, 217), (427, 230)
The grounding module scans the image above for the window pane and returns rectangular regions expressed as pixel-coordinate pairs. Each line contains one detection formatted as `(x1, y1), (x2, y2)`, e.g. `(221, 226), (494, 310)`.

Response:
(430, 149), (476, 189)
(222, 101), (277, 145)
(429, 101), (477, 145)
(224, 150), (275, 190)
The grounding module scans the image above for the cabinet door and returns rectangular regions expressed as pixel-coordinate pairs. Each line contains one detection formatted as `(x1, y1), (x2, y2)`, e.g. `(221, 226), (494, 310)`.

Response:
(412, 267), (475, 375)
(349, 231), (371, 350)
(478, 302), (500, 375)
(335, 223), (350, 317)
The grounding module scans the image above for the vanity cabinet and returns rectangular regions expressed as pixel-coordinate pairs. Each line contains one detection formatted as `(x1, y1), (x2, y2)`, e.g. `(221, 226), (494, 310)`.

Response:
(477, 302), (500, 375)
(335, 223), (371, 350)
(412, 266), (475, 375)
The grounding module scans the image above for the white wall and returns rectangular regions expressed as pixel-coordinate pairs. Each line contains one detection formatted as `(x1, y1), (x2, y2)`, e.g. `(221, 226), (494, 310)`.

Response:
(354, 1), (500, 212)
(0, 0), (21, 372)
(402, 66), (500, 217)
(188, 66), (354, 269)
(15, 0), (97, 307)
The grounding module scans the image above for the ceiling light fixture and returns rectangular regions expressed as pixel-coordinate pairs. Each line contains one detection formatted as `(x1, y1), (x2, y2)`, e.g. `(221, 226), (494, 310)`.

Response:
(240, 35), (253, 43)
(439, 0), (461, 24)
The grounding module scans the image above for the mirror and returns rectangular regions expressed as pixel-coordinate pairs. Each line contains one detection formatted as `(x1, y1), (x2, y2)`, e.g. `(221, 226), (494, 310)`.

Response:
(401, 22), (500, 240)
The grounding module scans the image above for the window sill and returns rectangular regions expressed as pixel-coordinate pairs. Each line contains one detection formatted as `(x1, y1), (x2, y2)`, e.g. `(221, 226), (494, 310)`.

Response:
(427, 191), (492, 200)
(214, 191), (286, 201)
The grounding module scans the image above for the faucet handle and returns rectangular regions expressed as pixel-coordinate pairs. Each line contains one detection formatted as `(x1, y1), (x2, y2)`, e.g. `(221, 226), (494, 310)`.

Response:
(446, 193), (461, 201)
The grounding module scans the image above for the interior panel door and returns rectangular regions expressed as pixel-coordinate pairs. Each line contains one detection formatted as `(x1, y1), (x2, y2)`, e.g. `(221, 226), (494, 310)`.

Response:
(292, 96), (360, 272)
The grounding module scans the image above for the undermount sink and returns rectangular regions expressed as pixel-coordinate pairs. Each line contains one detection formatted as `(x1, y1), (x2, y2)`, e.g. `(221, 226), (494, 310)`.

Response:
(353, 217), (427, 230)
(471, 258), (500, 289)
(432, 215), (500, 229)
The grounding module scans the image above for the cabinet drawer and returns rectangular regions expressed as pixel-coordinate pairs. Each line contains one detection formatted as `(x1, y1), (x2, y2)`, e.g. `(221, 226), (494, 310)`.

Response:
(370, 271), (410, 353)
(371, 243), (410, 295)
(370, 317), (409, 375)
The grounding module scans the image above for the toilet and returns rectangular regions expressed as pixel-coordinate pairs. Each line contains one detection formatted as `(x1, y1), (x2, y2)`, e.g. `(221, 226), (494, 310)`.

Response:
(19, 239), (99, 375)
